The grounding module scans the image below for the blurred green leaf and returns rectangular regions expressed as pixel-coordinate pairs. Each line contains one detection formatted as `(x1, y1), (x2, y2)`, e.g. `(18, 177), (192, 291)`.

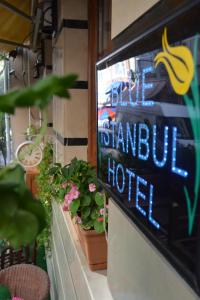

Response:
(22, 196), (46, 232)
(59, 189), (66, 199)
(91, 208), (99, 220)
(0, 210), (39, 248)
(70, 199), (80, 215)
(0, 72), (77, 247)
(0, 74), (77, 113)
(95, 192), (104, 207)
(0, 191), (18, 217)
(0, 164), (25, 185)
(93, 220), (104, 233)
(81, 195), (91, 206)
(81, 207), (91, 219)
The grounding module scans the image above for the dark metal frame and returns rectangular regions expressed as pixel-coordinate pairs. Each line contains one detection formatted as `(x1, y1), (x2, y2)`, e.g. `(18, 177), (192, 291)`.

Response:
(0, 38), (30, 49)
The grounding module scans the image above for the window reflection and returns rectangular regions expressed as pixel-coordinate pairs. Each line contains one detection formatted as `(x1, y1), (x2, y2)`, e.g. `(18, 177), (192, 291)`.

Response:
(97, 33), (200, 291)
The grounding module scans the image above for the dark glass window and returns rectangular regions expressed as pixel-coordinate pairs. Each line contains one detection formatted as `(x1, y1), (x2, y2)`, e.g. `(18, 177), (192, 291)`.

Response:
(97, 2), (200, 295)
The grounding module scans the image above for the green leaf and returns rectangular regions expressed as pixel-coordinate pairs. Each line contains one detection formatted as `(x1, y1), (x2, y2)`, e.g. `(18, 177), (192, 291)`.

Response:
(0, 74), (77, 114)
(81, 207), (91, 219)
(81, 219), (94, 230)
(95, 192), (104, 206)
(61, 166), (69, 178)
(22, 198), (46, 233)
(0, 210), (39, 248)
(59, 189), (66, 199)
(69, 199), (80, 215)
(94, 220), (104, 233)
(0, 191), (18, 217)
(48, 166), (59, 175)
(81, 195), (91, 206)
(91, 208), (99, 220)
(0, 164), (25, 185)
(0, 182), (19, 190)
(0, 168), (46, 244)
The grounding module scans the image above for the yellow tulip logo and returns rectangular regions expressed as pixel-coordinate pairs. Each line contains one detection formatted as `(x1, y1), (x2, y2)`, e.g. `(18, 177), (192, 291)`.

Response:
(154, 28), (194, 95)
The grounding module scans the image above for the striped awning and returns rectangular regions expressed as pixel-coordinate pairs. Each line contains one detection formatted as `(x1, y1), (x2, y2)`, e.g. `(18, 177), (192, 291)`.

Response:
(0, 0), (32, 52)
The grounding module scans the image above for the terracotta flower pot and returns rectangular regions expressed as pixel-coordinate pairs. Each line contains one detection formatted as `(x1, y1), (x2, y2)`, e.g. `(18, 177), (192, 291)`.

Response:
(75, 224), (107, 271)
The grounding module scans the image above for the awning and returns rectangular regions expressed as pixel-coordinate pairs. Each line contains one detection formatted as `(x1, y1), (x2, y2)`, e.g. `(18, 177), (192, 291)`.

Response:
(0, 0), (32, 52)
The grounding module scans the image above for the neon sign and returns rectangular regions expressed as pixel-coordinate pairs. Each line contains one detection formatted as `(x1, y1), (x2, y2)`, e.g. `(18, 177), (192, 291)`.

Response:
(97, 24), (200, 294)
(102, 119), (190, 229)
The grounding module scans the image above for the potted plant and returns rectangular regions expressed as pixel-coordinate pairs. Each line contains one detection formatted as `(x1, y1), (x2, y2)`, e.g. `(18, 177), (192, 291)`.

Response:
(58, 157), (108, 271)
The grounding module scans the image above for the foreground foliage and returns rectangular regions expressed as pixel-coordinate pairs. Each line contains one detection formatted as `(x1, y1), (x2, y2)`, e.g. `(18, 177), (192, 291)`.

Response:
(36, 143), (54, 248)
(0, 74), (77, 247)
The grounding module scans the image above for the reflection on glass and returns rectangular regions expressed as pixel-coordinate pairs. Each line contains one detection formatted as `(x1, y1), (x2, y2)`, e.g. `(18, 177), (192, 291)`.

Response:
(97, 33), (200, 293)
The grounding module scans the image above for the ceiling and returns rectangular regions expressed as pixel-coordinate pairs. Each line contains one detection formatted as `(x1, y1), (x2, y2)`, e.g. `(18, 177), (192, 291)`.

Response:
(0, 0), (32, 52)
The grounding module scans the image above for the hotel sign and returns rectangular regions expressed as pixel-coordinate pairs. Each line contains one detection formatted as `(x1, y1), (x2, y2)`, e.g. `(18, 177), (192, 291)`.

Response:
(97, 22), (200, 294)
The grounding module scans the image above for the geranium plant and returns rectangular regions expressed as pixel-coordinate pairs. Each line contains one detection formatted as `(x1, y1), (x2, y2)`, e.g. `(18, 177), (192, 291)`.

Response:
(59, 158), (108, 233)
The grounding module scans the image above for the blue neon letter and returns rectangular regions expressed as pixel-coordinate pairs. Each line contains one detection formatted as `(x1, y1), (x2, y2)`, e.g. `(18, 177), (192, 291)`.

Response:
(116, 122), (125, 152)
(136, 176), (147, 217)
(120, 82), (127, 106)
(142, 67), (154, 106)
(110, 121), (116, 148)
(112, 86), (118, 106)
(108, 158), (115, 186)
(148, 184), (160, 229)
(119, 82), (123, 105)
(116, 163), (125, 193)
(126, 122), (136, 157)
(136, 75), (140, 104)
(126, 168), (135, 202)
(171, 127), (188, 177)
(152, 125), (169, 167)
(138, 123), (150, 161)
(103, 121), (110, 146)
(128, 73), (136, 106)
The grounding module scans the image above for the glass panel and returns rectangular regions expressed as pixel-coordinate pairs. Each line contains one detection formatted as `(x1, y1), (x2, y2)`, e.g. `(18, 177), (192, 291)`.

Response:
(97, 30), (200, 294)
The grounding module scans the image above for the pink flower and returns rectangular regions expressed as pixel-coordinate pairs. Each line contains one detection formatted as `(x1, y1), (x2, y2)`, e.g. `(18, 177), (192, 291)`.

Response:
(70, 184), (80, 199)
(100, 208), (104, 216)
(89, 183), (96, 192)
(75, 216), (82, 224)
(64, 184), (80, 205)
(12, 298), (24, 300)
(64, 192), (74, 205)
(97, 217), (104, 222)
(63, 204), (68, 211)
